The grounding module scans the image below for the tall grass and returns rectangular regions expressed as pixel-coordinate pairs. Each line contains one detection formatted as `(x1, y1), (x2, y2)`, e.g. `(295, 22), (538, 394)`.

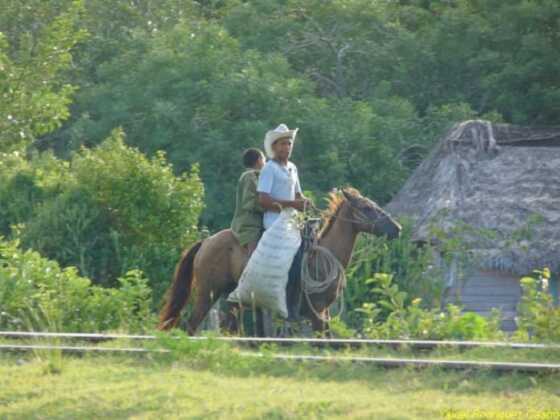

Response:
(344, 220), (443, 328)
(20, 304), (64, 375)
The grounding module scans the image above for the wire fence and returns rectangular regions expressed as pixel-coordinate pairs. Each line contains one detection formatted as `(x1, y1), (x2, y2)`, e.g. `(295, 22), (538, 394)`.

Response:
(1, 331), (560, 350)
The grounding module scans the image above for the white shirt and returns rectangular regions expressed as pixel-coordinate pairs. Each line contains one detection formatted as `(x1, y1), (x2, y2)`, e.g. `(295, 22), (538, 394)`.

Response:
(257, 160), (302, 229)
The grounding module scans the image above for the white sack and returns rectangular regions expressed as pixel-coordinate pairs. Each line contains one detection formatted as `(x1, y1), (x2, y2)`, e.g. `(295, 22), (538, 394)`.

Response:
(227, 208), (301, 318)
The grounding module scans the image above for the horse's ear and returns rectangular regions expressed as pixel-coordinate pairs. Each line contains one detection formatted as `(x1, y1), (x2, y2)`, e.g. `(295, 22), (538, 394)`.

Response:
(342, 187), (364, 203)
(342, 188), (353, 201)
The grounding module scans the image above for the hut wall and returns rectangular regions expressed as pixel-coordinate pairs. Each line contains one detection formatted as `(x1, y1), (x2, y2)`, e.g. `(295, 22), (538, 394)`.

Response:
(443, 269), (521, 332)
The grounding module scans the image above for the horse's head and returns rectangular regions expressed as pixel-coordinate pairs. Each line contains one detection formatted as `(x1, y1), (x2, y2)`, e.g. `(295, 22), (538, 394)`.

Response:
(341, 188), (401, 239)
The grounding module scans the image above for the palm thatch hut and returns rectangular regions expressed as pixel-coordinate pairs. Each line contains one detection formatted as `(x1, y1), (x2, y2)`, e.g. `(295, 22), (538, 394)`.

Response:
(387, 120), (560, 330)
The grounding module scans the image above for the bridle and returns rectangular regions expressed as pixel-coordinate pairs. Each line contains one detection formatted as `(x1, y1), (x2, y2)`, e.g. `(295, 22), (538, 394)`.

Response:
(319, 201), (381, 229)
(298, 198), (382, 323)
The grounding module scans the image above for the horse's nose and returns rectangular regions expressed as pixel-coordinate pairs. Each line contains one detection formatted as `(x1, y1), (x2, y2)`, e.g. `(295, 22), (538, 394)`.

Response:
(389, 225), (401, 240)
(384, 218), (401, 240)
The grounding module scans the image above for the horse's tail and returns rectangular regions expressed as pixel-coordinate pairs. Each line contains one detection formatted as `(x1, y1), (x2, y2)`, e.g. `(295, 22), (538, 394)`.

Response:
(158, 241), (203, 330)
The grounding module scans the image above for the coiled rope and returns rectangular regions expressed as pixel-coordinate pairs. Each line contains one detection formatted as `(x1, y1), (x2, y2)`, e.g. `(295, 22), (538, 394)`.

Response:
(300, 245), (346, 322)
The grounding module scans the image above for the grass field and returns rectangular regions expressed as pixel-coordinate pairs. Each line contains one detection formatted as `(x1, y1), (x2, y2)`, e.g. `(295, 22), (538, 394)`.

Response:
(2, 342), (560, 419)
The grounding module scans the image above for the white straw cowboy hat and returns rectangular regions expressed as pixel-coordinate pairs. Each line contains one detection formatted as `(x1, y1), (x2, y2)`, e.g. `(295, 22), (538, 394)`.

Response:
(264, 124), (299, 159)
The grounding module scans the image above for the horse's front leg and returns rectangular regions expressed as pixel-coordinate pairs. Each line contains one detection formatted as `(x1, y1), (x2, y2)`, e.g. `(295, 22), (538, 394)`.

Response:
(220, 301), (242, 335)
(310, 309), (332, 338)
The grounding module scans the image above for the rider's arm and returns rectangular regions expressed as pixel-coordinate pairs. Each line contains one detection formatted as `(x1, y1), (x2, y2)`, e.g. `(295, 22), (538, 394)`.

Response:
(294, 165), (308, 203)
(258, 192), (299, 212)
(294, 166), (303, 198)
(240, 172), (264, 213)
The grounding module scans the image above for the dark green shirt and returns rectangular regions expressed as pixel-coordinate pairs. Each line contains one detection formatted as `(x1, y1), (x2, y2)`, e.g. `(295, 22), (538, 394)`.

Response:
(231, 169), (264, 246)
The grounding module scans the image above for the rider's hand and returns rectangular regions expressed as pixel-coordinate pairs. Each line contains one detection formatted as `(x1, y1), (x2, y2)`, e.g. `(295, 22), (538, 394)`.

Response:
(292, 198), (310, 211)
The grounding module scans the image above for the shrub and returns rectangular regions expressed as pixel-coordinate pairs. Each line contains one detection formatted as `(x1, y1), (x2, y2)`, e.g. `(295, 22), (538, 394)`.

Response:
(70, 129), (203, 249)
(0, 129), (205, 304)
(514, 268), (560, 342)
(344, 220), (443, 328)
(0, 151), (67, 236)
(0, 239), (153, 333)
(20, 189), (115, 281)
(356, 273), (503, 340)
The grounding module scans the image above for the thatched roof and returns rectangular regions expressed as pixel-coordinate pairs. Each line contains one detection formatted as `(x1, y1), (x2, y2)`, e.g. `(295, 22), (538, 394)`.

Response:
(387, 120), (560, 275)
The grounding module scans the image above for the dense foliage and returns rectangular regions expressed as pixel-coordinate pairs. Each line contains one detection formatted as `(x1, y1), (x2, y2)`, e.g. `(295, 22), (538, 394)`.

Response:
(0, 239), (152, 332)
(356, 273), (504, 340)
(515, 268), (560, 342)
(345, 220), (443, 324)
(1, 0), (559, 335)
(0, 0), (86, 150)
(0, 130), (204, 302)
(5, 0), (558, 228)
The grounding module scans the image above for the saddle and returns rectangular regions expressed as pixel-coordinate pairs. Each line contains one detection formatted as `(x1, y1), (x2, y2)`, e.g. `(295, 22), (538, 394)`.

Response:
(286, 217), (322, 321)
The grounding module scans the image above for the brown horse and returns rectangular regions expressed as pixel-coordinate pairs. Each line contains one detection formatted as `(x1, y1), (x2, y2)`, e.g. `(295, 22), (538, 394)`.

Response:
(158, 187), (401, 335)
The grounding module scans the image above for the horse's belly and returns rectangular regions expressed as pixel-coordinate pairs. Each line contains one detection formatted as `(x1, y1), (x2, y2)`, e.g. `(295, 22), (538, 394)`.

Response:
(197, 229), (247, 283)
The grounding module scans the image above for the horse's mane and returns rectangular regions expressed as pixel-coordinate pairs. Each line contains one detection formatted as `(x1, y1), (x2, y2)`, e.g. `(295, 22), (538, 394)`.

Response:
(319, 188), (360, 238)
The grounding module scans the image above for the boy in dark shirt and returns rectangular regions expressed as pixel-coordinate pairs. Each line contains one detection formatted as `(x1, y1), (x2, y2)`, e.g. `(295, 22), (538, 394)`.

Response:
(231, 148), (265, 256)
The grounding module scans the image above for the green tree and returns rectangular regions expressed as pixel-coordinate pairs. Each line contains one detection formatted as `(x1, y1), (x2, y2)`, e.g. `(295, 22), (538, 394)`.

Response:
(0, 129), (204, 301)
(383, 0), (560, 124)
(52, 17), (426, 227)
(0, 0), (87, 151)
(54, 22), (318, 227)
